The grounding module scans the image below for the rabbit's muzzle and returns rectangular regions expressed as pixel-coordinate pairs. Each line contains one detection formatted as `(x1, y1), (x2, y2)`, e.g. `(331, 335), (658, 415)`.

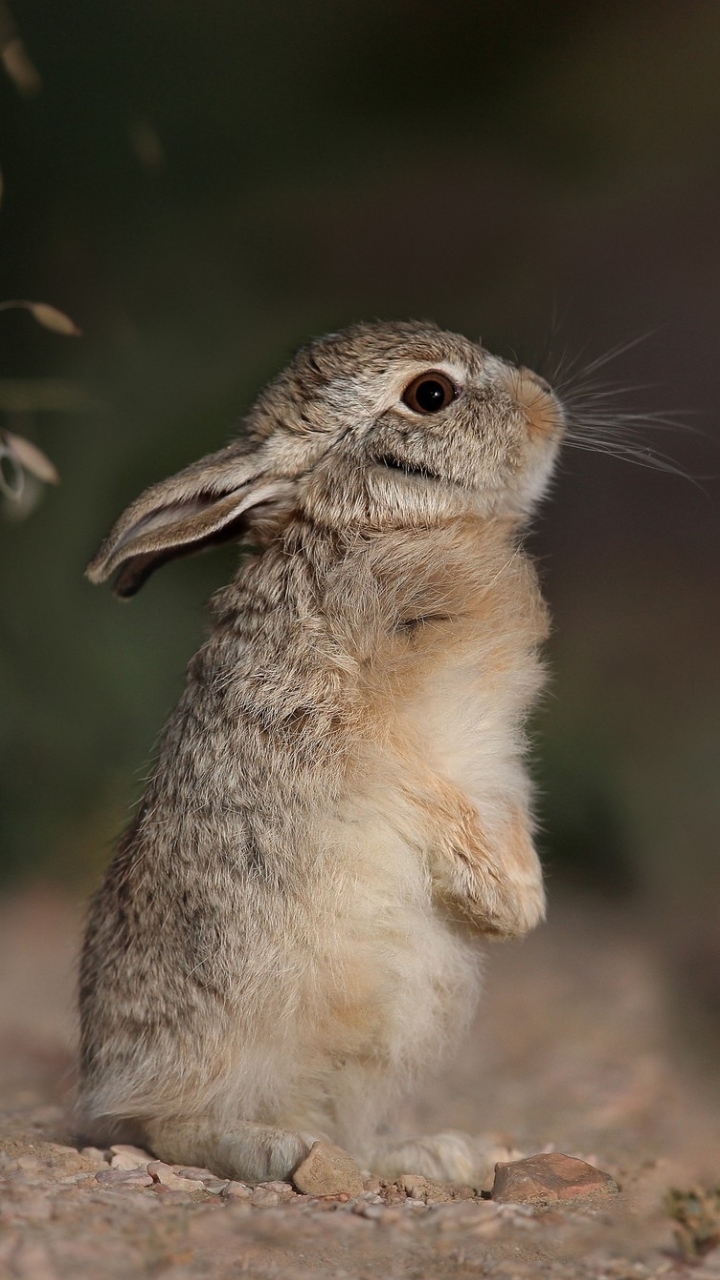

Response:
(507, 366), (564, 441)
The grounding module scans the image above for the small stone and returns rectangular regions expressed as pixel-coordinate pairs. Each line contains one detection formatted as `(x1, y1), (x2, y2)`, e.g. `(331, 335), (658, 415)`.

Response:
(177, 1167), (218, 1182)
(108, 1152), (151, 1172)
(362, 1176), (382, 1195)
(380, 1183), (406, 1205)
(108, 1152), (147, 1172)
(147, 1160), (200, 1192)
(352, 1201), (384, 1219)
(397, 1174), (452, 1204)
(251, 1185), (280, 1207)
(95, 1167), (154, 1187)
(258, 1180), (295, 1202)
(292, 1142), (364, 1198)
(80, 1146), (108, 1163)
(490, 1153), (618, 1205)
(222, 1180), (252, 1199)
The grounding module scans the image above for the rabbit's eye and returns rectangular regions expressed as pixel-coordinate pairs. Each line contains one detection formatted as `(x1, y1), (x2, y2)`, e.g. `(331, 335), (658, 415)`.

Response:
(401, 371), (457, 415)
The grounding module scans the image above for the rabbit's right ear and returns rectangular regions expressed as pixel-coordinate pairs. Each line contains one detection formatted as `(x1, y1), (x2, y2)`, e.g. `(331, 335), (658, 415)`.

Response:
(87, 446), (294, 598)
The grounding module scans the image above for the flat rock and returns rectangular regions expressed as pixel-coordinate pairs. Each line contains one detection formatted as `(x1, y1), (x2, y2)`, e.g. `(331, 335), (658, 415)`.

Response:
(291, 1142), (364, 1197)
(491, 1152), (618, 1204)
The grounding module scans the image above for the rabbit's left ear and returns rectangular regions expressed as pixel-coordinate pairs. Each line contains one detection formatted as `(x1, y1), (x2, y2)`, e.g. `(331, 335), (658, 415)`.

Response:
(86, 446), (294, 598)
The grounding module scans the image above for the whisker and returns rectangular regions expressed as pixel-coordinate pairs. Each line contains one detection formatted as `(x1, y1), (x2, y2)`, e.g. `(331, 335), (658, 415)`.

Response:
(572, 331), (658, 379)
(561, 436), (708, 489)
(538, 325), (716, 492)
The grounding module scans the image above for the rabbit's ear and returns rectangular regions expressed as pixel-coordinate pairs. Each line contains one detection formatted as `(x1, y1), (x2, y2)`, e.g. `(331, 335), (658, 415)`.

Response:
(87, 449), (294, 598)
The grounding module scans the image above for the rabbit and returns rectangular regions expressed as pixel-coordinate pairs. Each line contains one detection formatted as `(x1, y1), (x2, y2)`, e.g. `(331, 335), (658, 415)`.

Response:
(77, 319), (564, 1187)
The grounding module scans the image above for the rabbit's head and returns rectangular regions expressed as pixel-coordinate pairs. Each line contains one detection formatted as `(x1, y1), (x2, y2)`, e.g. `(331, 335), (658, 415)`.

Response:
(88, 321), (564, 596)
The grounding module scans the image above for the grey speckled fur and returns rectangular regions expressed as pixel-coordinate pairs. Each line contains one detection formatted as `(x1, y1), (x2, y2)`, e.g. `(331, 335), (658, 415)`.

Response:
(78, 321), (564, 1185)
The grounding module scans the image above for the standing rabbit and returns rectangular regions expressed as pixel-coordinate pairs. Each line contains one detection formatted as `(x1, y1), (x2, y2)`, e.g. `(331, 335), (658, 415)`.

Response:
(78, 320), (564, 1186)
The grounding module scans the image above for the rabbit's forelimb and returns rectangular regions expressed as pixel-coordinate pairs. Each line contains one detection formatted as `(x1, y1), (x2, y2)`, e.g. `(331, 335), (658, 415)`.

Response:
(393, 750), (544, 938)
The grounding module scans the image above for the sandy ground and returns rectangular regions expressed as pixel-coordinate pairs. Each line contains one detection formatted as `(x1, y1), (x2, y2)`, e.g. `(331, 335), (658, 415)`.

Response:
(1, 887), (719, 1279)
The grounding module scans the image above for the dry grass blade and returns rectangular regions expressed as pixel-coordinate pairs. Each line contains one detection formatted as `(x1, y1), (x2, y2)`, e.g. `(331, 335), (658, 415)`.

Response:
(0, 299), (82, 335)
(26, 302), (82, 336)
(2, 430), (59, 484)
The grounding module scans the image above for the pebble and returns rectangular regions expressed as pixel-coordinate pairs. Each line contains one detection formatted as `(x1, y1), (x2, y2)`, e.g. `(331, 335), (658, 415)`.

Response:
(491, 1153), (618, 1205)
(95, 1167), (154, 1187)
(251, 1185), (280, 1207)
(292, 1142), (364, 1198)
(80, 1146), (109, 1163)
(146, 1160), (201, 1192)
(396, 1173), (452, 1204)
(222, 1180), (252, 1200)
(110, 1144), (153, 1170)
(362, 1176), (382, 1195)
(352, 1201), (385, 1219)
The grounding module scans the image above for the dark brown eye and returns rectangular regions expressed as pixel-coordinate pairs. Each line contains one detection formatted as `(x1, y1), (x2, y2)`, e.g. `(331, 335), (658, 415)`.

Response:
(401, 371), (457, 415)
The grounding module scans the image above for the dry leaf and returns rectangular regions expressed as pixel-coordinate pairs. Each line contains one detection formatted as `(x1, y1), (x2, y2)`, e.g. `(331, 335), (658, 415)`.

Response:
(3, 430), (59, 484)
(26, 302), (82, 336)
(0, 299), (82, 335)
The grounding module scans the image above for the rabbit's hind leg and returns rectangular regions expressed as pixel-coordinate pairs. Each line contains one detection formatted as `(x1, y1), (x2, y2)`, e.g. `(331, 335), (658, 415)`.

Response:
(144, 1115), (311, 1185)
(365, 1130), (490, 1186)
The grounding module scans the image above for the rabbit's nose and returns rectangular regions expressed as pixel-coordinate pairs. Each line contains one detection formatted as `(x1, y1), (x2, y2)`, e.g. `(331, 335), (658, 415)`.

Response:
(508, 366), (563, 439)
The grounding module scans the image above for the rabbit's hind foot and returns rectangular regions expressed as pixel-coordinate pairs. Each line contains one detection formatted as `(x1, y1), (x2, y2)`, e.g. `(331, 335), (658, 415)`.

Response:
(144, 1115), (311, 1186)
(366, 1130), (508, 1188)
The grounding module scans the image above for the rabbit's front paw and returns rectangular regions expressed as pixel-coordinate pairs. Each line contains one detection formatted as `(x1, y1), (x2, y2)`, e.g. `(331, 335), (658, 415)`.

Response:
(439, 805), (546, 939)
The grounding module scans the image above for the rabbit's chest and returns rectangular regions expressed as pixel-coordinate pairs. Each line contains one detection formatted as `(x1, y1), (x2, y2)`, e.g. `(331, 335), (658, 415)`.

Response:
(387, 620), (542, 804)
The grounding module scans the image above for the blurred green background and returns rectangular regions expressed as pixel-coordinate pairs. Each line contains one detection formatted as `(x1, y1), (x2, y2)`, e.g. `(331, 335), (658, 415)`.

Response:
(0, 1), (719, 998)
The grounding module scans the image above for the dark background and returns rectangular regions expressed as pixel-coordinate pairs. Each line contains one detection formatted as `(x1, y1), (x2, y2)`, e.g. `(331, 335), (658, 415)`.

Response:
(0, 1), (718, 1023)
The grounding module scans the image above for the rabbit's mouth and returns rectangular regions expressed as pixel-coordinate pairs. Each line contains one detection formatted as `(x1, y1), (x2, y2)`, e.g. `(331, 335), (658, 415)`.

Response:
(373, 453), (457, 487)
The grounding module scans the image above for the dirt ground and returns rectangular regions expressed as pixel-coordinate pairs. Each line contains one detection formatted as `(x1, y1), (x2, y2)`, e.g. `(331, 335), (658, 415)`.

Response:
(1, 888), (719, 1279)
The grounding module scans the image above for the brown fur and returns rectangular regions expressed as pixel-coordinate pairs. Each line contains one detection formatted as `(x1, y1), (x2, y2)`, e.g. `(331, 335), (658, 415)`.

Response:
(78, 321), (564, 1184)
